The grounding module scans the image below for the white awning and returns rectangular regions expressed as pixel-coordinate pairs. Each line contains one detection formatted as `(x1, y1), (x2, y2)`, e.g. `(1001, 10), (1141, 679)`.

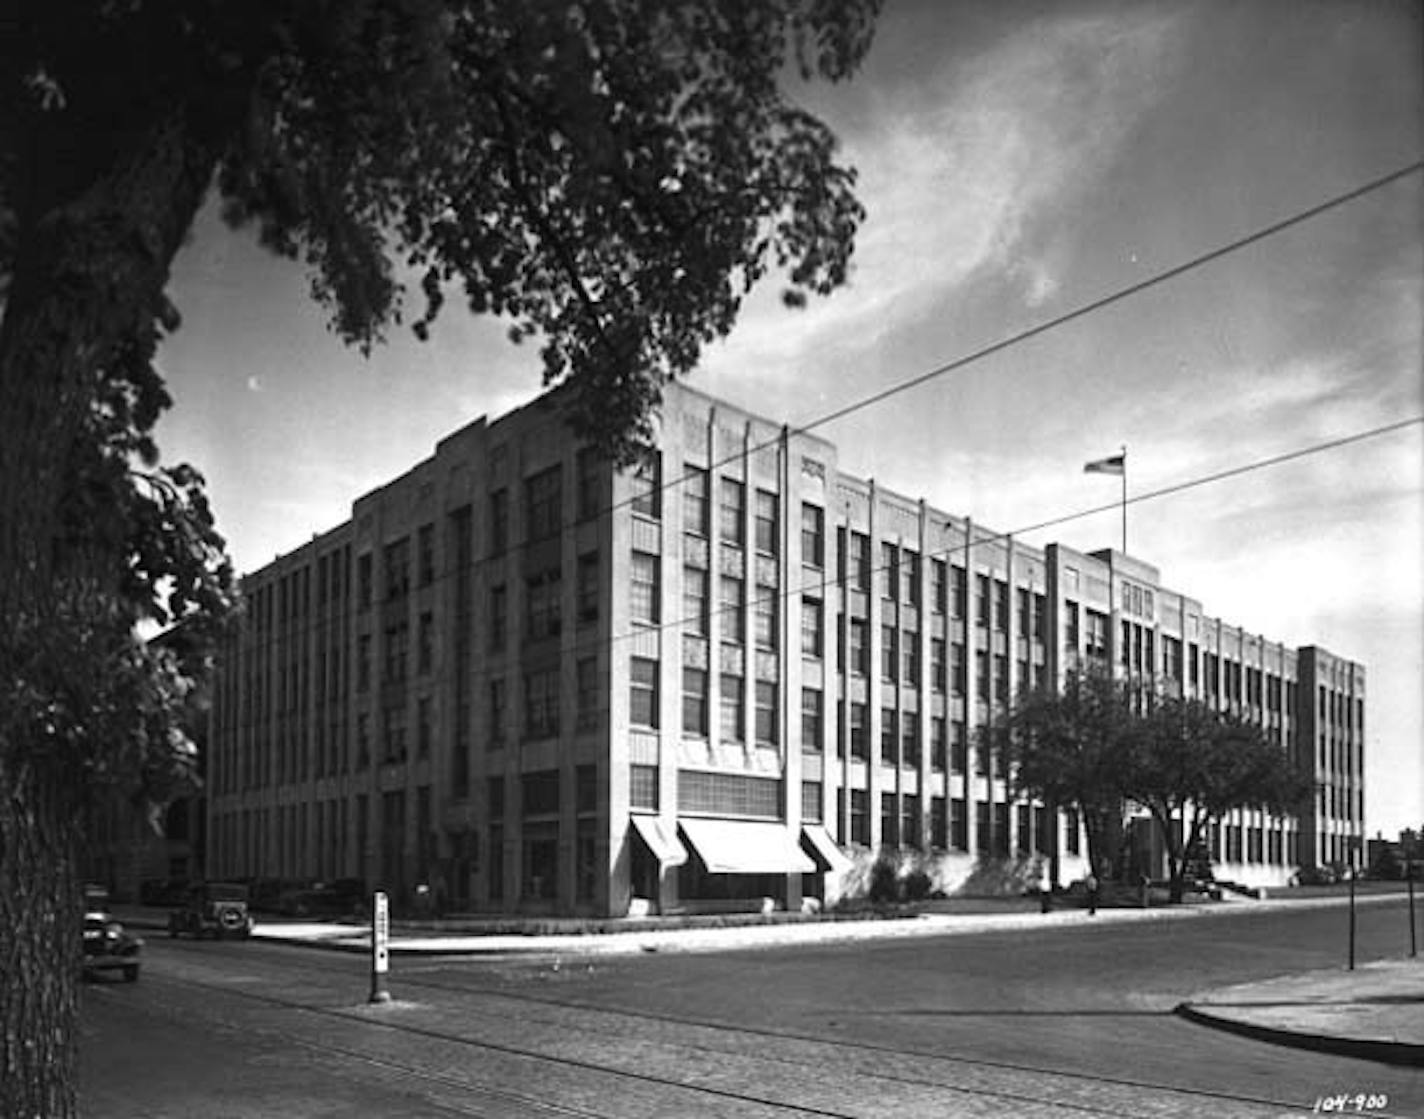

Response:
(630, 815), (688, 868)
(801, 824), (853, 874)
(679, 818), (816, 875)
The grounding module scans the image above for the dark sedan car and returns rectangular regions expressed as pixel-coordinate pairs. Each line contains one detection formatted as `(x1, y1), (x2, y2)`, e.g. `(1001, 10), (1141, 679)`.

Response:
(82, 910), (142, 982)
(168, 881), (255, 939)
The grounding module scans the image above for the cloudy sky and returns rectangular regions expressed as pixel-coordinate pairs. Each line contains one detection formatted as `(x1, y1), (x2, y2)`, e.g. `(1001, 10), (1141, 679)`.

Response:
(155, 0), (1423, 835)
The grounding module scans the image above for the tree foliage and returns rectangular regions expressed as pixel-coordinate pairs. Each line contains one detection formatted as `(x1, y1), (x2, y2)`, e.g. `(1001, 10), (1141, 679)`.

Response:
(1005, 667), (1135, 881)
(1124, 694), (1313, 902)
(1005, 669), (1314, 904)
(1, 3), (882, 1114)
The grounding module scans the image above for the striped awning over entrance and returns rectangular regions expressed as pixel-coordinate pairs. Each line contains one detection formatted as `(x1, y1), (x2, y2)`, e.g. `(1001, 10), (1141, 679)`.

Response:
(679, 818), (816, 875)
(630, 815), (688, 867)
(801, 824), (853, 874)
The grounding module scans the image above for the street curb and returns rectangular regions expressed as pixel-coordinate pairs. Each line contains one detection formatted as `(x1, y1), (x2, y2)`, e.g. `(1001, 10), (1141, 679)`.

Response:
(1172, 1002), (1424, 1068)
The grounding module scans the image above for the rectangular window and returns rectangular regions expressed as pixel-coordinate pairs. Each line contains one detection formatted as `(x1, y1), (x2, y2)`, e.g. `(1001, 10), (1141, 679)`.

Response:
(357, 553), (373, 608)
(418, 611), (433, 673)
(753, 584), (777, 649)
(881, 624), (898, 682)
(849, 532), (871, 593)
(976, 574), (991, 626)
(931, 797), (947, 850)
(931, 717), (946, 771)
(931, 638), (946, 692)
(489, 489), (509, 555)
(630, 552), (660, 624)
(682, 667), (708, 736)
(576, 657), (598, 732)
(577, 551), (599, 624)
(577, 446), (601, 521)
(1064, 600), (1080, 649)
(521, 669), (558, 740)
(850, 702), (868, 760)
(902, 717), (920, 768)
(880, 543), (898, 600)
(720, 575), (745, 643)
(417, 524), (434, 586)
(357, 635), (371, 692)
(720, 674), (744, 742)
(630, 657), (659, 728)
(484, 677), (504, 751)
(415, 691), (430, 751)
(902, 794), (920, 848)
(881, 707), (897, 765)
(850, 790), (869, 845)
(931, 559), (947, 614)
(684, 567), (709, 636)
(994, 579), (1009, 632)
(524, 465), (562, 542)
(525, 568), (562, 640)
(801, 780), (823, 824)
(903, 636), (919, 687)
(683, 466), (709, 535)
(630, 453), (661, 519)
(383, 622), (409, 682)
(801, 597), (823, 658)
(801, 688), (822, 750)
(801, 503), (824, 567)
(754, 680), (778, 744)
(938, 797), (960, 851)
(902, 551), (920, 607)
(719, 477), (745, 544)
(881, 793), (898, 846)
(754, 489), (779, 554)
(848, 618), (869, 675)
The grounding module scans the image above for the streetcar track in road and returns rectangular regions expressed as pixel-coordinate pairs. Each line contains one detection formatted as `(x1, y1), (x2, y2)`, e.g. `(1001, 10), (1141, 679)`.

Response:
(138, 948), (1358, 1118)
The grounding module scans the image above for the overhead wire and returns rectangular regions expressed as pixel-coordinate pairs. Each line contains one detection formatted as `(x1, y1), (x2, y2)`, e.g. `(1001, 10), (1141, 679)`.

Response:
(218, 161), (1424, 758)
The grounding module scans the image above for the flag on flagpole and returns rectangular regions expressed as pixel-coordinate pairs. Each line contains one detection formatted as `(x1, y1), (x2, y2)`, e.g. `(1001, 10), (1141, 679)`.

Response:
(1083, 452), (1125, 475)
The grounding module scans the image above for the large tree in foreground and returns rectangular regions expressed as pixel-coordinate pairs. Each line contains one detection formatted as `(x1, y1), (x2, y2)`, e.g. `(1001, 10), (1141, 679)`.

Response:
(1123, 694), (1313, 903)
(1005, 667), (1136, 884)
(0, 3), (880, 1113)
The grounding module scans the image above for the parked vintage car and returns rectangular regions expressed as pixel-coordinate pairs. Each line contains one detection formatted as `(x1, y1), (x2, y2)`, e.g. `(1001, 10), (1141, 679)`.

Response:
(168, 881), (255, 939)
(82, 907), (143, 982)
(276, 878), (368, 918)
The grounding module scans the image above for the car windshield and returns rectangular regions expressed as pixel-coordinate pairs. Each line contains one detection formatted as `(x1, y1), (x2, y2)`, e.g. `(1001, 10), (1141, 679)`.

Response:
(204, 884), (249, 902)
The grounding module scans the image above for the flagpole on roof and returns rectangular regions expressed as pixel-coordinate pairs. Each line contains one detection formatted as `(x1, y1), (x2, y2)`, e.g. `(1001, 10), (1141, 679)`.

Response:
(1120, 444), (1127, 555)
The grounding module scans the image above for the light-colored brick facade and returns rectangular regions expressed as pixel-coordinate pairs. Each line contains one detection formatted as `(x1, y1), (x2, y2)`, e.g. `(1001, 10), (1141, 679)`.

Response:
(206, 383), (1366, 915)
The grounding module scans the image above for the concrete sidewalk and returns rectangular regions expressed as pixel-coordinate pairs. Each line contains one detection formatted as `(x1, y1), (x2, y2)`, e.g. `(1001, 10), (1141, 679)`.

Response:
(117, 893), (1424, 1066)
(1175, 957), (1424, 1067)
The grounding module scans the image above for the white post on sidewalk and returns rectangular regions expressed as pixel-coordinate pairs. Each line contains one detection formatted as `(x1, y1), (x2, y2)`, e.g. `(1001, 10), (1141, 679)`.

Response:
(369, 890), (391, 1003)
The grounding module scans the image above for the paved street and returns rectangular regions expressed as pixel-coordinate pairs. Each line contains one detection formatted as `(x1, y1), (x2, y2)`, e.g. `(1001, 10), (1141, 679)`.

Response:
(80, 898), (1424, 1117)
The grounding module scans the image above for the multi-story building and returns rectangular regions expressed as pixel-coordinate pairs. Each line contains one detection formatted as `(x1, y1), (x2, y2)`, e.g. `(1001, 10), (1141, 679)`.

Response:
(206, 383), (1366, 915)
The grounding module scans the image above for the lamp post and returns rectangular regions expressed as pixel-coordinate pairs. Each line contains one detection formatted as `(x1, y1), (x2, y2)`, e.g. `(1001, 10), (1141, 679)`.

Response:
(1347, 837), (1362, 971)
(1409, 857), (1417, 959)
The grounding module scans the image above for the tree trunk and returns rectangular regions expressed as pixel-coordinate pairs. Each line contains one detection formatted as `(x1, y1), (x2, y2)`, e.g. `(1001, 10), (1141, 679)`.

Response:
(0, 756), (83, 1119)
(0, 104), (222, 1118)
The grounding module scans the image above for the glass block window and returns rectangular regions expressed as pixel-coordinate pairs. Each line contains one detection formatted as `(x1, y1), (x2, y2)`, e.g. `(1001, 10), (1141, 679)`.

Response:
(677, 771), (780, 818)
(630, 764), (658, 810)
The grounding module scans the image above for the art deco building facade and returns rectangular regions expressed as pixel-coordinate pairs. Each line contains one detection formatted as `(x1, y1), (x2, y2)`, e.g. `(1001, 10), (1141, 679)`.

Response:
(206, 383), (1366, 915)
